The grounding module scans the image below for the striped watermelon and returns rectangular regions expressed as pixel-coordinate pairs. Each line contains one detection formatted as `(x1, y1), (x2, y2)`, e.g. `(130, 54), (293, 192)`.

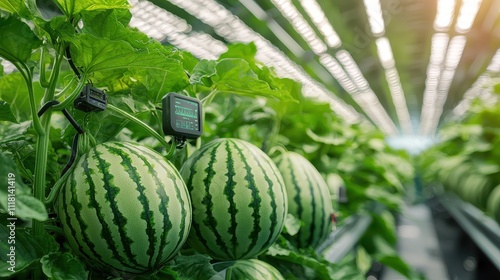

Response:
(274, 151), (334, 249)
(56, 142), (191, 275)
(180, 138), (287, 260)
(216, 259), (285, 279)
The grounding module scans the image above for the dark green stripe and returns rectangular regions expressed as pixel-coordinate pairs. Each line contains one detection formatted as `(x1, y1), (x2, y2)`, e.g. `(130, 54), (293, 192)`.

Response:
(185, 141), (224, 258)
(163, 168), (189, 262)
(254, 152), (280, 254)
(62, 167), (94, 262)
(229, 140), (261, 258)
(90, 146), (144, 270)
(316, 177), (329, 246)
(113, 142), (175, 267)
(201, 141), (231, 258)
(303, 163), (318, 247)
(224, 141), (238, 259)
(104, 143), (156, 267)
(288, 157), (304, 248)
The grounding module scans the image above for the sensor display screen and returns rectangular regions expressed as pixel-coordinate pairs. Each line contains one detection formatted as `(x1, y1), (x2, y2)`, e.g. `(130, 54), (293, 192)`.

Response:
(173, 96), (200, 132)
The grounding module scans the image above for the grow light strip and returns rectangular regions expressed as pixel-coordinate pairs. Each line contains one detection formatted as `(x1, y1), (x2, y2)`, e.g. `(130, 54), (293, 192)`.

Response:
(375, 37), (413, 134)
(333, 51), (398, 134)
(449, 49), (500, 119)
(360, 0), (413, 134)
(129, 0), (226, 60)
(421, 0), (483, 135)
(298, 0), (341, 48)
(424, 36), (467, 134)
(239, 0), (305, 57)
(319, 53), (398, 134)
(162, 0), (363, 124)
(419, 33), (449, 134)
(270, 0), (396, 132)
(434, 0), (456, 31)
(363, 0), (385, 35)
(455, 0), (482, 33)
(270, 0), (327, 54)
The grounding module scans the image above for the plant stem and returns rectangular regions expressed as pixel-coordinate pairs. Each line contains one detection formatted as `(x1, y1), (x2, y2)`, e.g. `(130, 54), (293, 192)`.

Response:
(15, 62), (44, 134)
(52, 74), (87, 110)
(262, 115), (281, 154)
(201, 89), (219, 106)
(32, 45), (66, 237)
(107, 104), (171, 149)
(39, 46), (50, 88)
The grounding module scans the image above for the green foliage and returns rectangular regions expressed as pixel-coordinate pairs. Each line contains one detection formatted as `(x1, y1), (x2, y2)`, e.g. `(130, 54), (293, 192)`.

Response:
(0, 151), (48, 221)
(0, 224), (58, 278)
(159, 255), (222, 280)
(40, 252), (89, 280)
(0, 15), (41, 63)
(0, 0), (418, 278)
(261, 236), (365, 280)
(419, 86), (500, 214)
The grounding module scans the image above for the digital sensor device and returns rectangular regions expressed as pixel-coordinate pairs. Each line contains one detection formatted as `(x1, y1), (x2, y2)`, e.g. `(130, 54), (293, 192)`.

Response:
(162, 92), (203, 139)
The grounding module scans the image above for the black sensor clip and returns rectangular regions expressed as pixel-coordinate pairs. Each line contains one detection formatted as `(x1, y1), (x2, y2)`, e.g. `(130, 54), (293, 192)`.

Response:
(74, 85), (107, 112)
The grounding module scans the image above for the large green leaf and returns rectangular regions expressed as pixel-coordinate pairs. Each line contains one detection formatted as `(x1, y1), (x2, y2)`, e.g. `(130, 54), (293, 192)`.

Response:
(0, 73), (44, 122)
(40, 252), (88, 280)
(158, 254), (222, 280)
(53, 0), (129, 18)
(190, 59), (216, 87)
(0, 16), (41, 64)
(0, 152), (48, 221)
(0, 224), (58, 277)
(0, 0), (36, 19)
(212, 58), (293, 101)
(67, 33), (188, 102)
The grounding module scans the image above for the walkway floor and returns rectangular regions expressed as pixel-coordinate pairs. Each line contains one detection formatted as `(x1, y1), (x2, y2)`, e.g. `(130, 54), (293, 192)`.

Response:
(381, 202), (448, 280)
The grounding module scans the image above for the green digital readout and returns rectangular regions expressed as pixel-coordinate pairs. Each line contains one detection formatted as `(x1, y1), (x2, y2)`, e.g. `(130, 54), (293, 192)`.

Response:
(174, 97), (199, 132)
(162, 92), (203, 139)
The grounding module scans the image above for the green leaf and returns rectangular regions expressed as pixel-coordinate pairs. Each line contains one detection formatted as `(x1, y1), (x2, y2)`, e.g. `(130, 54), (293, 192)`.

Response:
(0, 72), (44, 122)
(219, 42), (257, 65)
(160, 254), (221, 280)
(364, 187), (402, 209)
(0, 100), (18, 123)
(306, 128), (347, 145)
(264, 239), (364, 280)
(212, 58), (293, 101)
(67, 33), (188, 102)
(53, 0), (130, 17)
(190, 59), (216, 86)
(283, 213), (301, 236)
(0, 16), (42, 64)
(0, 0), (33, 18)
(0, 152), (48, 221)
(41, 252), (88, 280)
(378, 255), (423, 280)
(13, 194), (48, 221)
(81, 8), (132, 33)
(0, 224), (58, 277)
(356, 247), (372, 274)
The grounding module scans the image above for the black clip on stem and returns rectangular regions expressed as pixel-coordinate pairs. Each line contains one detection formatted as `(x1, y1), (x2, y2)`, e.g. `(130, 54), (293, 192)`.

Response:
(38, 100), (84, 175)
(175, 136), (187, 149)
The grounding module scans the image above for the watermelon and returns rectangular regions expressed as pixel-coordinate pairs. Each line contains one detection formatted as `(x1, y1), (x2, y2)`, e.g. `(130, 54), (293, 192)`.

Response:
(56, 142), (191, 275)
(274, 151), (334, 249)
(216, 259), (285, 280)
(487, 184), (500, 224)
(180, 138), (287, 260)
